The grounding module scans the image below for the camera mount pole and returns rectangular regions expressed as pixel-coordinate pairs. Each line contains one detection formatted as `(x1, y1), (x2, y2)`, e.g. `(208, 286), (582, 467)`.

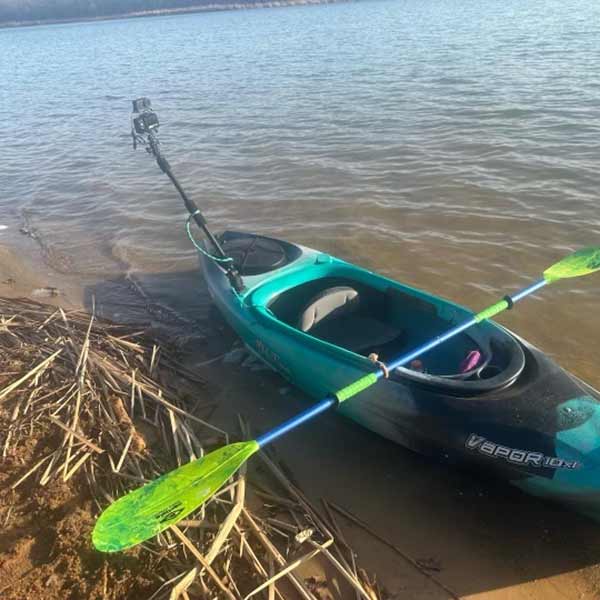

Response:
(132, 99), (245, 293)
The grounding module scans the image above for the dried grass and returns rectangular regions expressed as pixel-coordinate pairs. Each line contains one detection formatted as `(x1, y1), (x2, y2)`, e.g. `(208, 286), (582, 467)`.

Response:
(0, 296), (386, 599)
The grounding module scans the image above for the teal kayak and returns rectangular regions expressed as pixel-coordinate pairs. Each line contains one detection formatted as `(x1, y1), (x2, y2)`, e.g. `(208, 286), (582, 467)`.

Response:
(201, 230), (600, 522)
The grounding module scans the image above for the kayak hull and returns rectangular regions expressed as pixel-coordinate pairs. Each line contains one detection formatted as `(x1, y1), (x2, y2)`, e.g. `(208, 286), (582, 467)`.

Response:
(201, 231), (600, 522)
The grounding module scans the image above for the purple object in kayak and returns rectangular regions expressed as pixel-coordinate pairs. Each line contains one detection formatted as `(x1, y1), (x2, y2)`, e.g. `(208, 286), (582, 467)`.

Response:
(460, 350), (481, 373)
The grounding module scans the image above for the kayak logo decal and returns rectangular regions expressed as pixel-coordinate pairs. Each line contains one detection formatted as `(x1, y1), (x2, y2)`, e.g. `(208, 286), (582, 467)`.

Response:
(254, 340), (292, 377)
(465, 434), (581, 470)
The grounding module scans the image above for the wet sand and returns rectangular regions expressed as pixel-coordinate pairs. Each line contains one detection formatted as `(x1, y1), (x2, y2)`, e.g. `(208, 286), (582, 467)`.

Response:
(3, 244), (600, 599)
(0, 243), (79, 307)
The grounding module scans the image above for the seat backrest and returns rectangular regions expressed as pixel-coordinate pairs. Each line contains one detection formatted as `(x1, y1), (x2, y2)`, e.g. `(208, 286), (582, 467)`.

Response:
(298, 286), (360, 332)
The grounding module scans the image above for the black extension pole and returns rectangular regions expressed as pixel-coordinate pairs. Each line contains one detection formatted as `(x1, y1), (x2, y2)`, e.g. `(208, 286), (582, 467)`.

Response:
(145, 131), (245, 293)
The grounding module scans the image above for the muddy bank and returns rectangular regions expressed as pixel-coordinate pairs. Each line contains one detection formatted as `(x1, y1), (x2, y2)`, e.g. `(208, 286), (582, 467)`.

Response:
(0, 242), (85, 310)
(0, 245), (58, 301)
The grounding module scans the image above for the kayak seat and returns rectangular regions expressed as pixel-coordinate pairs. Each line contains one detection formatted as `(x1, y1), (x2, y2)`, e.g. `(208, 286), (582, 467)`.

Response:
(298, 286), (360, 331)
(298, 286), (403, 355)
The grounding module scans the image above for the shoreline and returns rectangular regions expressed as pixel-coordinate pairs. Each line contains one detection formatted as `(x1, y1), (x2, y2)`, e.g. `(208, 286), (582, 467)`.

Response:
(0, 240), (83, 311)
(0, 0), (346, 29)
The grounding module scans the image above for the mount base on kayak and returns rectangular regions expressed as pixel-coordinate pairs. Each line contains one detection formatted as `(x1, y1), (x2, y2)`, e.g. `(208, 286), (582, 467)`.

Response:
(201, 230), (600, 523)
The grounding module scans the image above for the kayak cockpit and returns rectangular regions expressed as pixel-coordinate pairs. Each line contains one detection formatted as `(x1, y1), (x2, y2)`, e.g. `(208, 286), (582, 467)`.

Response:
(267, 274), (526, 394)
(209, 231), (526, 394)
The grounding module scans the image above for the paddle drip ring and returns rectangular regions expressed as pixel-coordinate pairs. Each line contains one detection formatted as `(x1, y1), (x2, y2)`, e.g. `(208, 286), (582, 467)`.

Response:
(368, 353), (389, 378)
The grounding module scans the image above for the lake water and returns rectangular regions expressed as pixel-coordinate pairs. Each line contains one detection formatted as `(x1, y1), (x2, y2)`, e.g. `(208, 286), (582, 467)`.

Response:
(1, 0), (599, 382)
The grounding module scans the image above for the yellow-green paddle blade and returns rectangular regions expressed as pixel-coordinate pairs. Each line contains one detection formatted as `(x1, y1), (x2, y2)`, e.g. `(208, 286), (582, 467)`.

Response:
(544, 247), (600, 282)
(92, 440), (259, 552)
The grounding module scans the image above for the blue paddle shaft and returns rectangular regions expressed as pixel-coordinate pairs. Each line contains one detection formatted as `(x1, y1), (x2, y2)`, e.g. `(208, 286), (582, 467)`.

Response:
(256, 397), (336, 447)
(255, 278), (547, 448)
(382, 278), (547, 380)
(381, 317), (477, 379)
(512, 278), (547, 302)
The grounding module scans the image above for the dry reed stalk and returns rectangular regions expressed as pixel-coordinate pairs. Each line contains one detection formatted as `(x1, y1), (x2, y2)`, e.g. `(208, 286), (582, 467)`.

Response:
(64, 451), (92, 482)
(47, 415), (104, 454)
(114, 433), (133, 473)
(311, 542), (375, 600)
(170, 526), (237, 600)
(242, 508), (318, 600)
(108, 335), (145, 354)
(205, 474), (246, 565)
(168, 568), (198, 600)
(0, 348), (62, 402)
(321, 498), (362, 600)
(256, 452), (335, 542)
(62, 314), (92, 478)
(130, 369), (137, 416)
(168, 409), (182, 467)
(10, 451), (56, 489)
(232, 527), (286, 600)
(243, 539), (333, 600)
(100, 360), (226, 437)
(268, 555), (276, 600)
(176, 423), (197, 461)
(63, 388), (82, 479)
(253, 489), (301, 510)
(39, 448), (61, 486)
(150, 344), (159, 373)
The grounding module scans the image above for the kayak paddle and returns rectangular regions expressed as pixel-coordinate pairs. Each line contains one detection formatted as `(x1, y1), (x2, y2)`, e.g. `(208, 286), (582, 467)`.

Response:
(92, 246), (600, 552)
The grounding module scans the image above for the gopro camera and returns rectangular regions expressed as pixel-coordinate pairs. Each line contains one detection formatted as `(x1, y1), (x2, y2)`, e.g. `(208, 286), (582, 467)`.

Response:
(132, 97), (159, 135)
(132, 97), (152, 113)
